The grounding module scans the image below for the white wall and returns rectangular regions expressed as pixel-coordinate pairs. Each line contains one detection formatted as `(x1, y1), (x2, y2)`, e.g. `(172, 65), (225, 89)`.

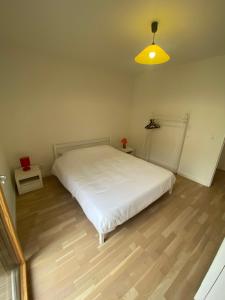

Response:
(0, 145), (16, 222)
(0, 49), (132, 176)
(129, 55), (225, 186)
(1, 48), (225, 188)
(218, 144), (225, 171)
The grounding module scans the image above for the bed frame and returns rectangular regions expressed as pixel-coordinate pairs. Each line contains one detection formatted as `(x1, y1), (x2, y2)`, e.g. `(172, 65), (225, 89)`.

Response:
(53, 137), (110, 245)
(53, 136), (173, 245)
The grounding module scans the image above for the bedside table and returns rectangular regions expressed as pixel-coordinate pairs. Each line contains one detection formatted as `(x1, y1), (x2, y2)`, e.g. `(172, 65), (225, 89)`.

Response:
(119, 146), (135, 155)
(15, 165), (43, 195)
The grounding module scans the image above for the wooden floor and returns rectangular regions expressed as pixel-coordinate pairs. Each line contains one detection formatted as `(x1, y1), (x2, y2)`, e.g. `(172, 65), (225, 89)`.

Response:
(16, 171), (225, 300)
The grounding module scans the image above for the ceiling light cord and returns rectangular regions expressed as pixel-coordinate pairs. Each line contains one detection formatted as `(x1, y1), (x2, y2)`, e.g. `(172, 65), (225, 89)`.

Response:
(151, 21), (158, 45)
(152, 32), (156, 45)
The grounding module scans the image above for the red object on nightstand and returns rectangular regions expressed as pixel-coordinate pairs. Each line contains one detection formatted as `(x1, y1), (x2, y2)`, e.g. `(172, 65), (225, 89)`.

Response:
(20, 156), (31, 171)
(120, 138), (128, 149)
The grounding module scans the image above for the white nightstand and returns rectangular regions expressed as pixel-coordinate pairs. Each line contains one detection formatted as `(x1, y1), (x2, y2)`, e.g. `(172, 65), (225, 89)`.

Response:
(119, 146), (135, 155)
(15, 165), (43, 195)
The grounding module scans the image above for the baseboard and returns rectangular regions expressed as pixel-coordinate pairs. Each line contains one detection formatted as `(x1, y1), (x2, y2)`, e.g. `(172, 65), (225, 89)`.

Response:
(177, 171), (210, 187)
(135, 155), (177, 173)
(148, 158), (177, 173)
(217, 167), (225, 172)
(43, 159), (210, 187)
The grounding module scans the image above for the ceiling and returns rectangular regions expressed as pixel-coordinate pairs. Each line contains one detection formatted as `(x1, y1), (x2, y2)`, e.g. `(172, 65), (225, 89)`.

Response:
(1, 0), (225, 73)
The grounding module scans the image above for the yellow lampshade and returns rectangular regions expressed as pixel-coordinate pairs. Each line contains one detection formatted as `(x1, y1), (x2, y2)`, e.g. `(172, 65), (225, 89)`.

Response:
(135, 44), (170, 65)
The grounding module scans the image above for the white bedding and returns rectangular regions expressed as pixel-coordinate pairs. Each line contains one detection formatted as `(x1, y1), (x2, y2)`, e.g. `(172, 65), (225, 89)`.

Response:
(52, 145), (176, 234)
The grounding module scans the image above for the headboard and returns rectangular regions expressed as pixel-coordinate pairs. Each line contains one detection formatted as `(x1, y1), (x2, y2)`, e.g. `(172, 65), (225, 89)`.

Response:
(53, 137), (111, 159)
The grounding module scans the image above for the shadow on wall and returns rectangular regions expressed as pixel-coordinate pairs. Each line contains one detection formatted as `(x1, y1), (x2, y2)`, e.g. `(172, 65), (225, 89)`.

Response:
(217, 139), (225, 172)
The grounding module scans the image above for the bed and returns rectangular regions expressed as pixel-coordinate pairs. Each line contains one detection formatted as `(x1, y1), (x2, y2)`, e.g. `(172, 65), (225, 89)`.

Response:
(52, 138), (176, 244)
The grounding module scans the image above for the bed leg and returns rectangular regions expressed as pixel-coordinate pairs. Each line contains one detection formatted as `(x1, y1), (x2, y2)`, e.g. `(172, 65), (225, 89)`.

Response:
(169, 186), (173, 194)
(99, 233), (105, 245)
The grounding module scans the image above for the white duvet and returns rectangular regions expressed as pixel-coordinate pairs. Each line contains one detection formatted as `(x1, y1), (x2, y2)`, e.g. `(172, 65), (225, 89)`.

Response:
(52, 145), (176, 234)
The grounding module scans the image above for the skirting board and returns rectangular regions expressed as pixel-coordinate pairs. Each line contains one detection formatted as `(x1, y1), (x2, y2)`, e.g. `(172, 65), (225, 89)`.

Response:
(147, 158), (177, 173)
(134, 154), (208, 186)
(45, 155), (210, 187)
(177, 171), (210, 187)
(44, 168), (210, 188)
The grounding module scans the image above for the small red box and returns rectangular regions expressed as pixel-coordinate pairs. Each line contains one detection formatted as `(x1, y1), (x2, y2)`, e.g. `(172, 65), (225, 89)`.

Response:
(20, 156), (31, 171)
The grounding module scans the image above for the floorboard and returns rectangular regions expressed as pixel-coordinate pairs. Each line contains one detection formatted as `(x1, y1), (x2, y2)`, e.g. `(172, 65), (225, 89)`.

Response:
(16, 170), (225, 300)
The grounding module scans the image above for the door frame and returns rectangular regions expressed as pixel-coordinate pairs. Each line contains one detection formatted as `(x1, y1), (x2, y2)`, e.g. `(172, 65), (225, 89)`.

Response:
(0, 184), (28, 300)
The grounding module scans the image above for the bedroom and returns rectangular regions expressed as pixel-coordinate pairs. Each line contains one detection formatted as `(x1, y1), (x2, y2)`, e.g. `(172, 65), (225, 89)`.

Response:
(0, 0), (225, 299)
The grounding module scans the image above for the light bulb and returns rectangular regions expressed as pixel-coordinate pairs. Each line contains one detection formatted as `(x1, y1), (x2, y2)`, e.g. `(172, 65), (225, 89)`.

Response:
(149, 51), (156, 59)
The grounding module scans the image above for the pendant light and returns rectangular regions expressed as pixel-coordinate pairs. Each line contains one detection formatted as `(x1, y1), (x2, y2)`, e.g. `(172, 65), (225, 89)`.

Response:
(135, 21), (170, 65)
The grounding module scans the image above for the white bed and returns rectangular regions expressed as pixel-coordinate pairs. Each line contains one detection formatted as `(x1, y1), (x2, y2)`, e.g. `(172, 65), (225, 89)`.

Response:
(52, 139), (176, 244)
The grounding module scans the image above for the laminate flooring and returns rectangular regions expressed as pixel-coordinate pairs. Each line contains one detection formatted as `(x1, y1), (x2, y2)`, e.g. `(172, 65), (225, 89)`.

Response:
(16, 171), (225, 300)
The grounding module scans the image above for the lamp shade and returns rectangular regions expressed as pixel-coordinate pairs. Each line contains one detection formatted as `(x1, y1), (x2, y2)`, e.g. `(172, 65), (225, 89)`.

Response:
(135, 44), (170, 65)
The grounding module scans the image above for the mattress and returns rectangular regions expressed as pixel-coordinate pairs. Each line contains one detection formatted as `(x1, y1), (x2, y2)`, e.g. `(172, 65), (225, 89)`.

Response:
(52, 145), (176, 234)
